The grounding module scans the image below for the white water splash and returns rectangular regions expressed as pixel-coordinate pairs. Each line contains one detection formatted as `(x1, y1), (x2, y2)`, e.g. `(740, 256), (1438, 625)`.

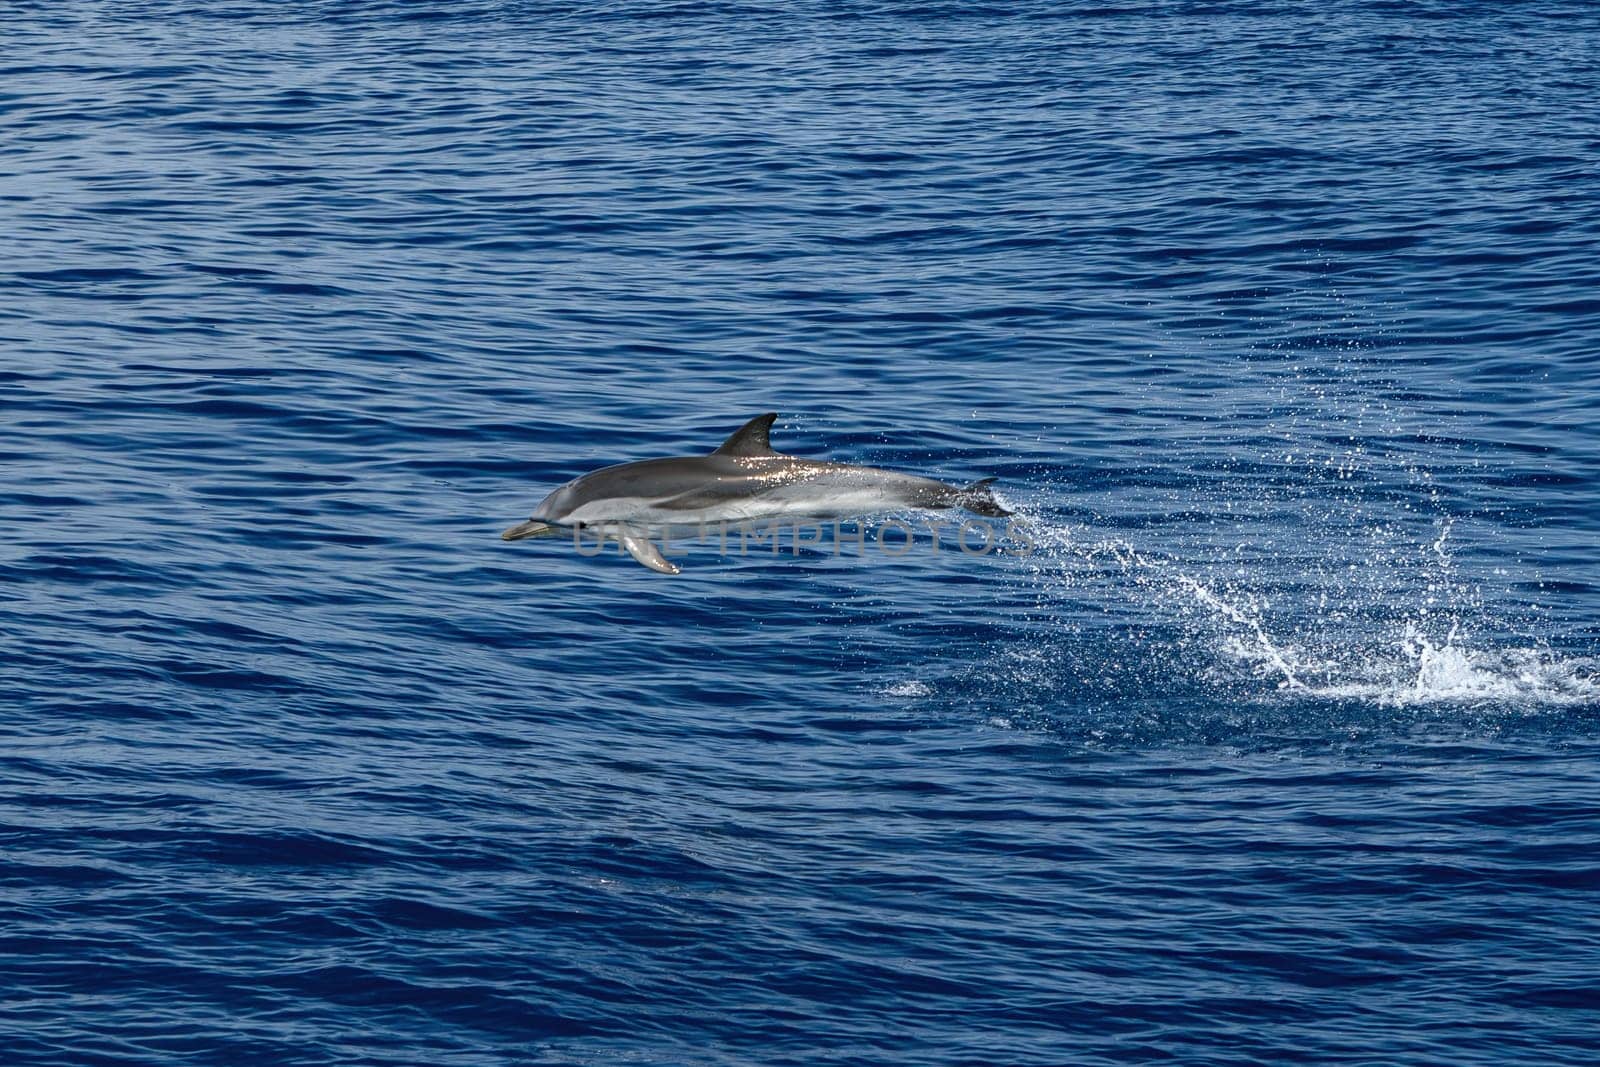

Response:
(1309, 623), (1598, 707)
(881, 679), (934, 698)
(1015, 513), (1597, 710)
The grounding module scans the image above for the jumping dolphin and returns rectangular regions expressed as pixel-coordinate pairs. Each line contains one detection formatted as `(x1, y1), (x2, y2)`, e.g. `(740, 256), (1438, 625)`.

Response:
(501, 413), (1010, 574)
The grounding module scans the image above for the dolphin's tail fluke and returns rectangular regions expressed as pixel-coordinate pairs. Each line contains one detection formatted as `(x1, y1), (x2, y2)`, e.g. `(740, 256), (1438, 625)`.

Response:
(955, 478), (1011, 518)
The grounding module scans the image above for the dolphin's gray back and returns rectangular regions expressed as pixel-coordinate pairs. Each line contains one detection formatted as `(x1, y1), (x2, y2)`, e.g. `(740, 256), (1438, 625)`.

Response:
(576, 456), (749, 501)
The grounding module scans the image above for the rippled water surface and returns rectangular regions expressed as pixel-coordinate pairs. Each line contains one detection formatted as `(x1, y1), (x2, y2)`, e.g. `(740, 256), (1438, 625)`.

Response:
(5, 3), (1600, 1064)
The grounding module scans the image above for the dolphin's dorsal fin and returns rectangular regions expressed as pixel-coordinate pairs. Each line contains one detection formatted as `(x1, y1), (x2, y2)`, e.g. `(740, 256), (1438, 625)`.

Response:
(712, 412), (780, 458)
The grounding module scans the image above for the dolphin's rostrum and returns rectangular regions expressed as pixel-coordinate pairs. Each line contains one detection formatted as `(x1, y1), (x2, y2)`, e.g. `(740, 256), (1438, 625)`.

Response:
(501, 413), (1010, 574)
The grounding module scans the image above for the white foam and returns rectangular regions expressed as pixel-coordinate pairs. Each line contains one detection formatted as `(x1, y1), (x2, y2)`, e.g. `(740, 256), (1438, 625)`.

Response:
(1303, 625), (1599, 708)
(1013, 511), (1596, 711)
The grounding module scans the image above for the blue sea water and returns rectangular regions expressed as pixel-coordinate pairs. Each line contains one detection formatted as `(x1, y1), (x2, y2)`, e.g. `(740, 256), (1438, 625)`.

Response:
(4, 1), (1600, 1063)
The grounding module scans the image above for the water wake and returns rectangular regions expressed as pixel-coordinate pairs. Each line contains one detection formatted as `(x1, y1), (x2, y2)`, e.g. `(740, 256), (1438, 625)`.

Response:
(1014, 514), (1597, 711)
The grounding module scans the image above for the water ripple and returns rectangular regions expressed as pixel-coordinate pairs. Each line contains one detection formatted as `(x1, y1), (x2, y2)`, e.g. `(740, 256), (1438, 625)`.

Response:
(4, 2), (1600, 1065)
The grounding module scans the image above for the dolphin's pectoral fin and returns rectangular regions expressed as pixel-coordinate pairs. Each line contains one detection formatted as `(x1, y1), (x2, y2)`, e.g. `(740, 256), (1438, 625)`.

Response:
(712, 413), (780, 458)
(616, 526), (681, 575)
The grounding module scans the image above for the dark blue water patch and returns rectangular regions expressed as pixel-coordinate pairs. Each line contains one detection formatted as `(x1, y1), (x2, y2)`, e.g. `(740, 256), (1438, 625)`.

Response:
(4, 1), (1600, 1065)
